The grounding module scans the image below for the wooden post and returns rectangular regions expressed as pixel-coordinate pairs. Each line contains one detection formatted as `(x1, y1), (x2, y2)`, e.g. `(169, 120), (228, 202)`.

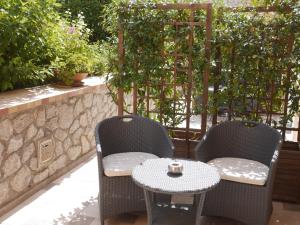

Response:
(212, 10), (222, 125)
(172, 23), (179, 128)
(201, 3), (212, 135)
(282, 35), (295, 141)
(133, 84), (137, 114)
(185, 10), (195, 157)
(298, 115), (300, 143)
(118, 25), (124, 116)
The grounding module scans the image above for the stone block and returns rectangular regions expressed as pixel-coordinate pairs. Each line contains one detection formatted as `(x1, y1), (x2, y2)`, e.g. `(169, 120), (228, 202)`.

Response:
(11, 166), (31, 192)
(69, 120), (80, 134)
(55, 141), (64, 157)
(22, 143), (35, 163)
(79, 113), (88, 127)
(54, 129), (68, 142)
(3, 153), (21, 178)
(36, 108), (46, 127)
(63, 138), (72, 152)
(68, 146), (81, 161)
(34, 128), (45, 141)
(45, 117), (58, 131)
(7, 135), (23, 154)
(91, 106), (98, 119)
(58, 104), (74, 129)
(0, 142), (4, 166)
(69, 97), (77, 104)
(74, 99), (84, 117)
(29, 158), (38, 171)
(25, 124), (38, 142)
(83, 93), (93, 108)
(0, 119), (13, 141)
(13, 113), (34, 134)
(45, 105), (57, 119)
(81, 136), (90, 154)
(72, 127), (83, 145)
(87, 110), (92, 126)
(33, 169), (49, 184)
(49, 155), (67, 176)
(0, 181), (9, 206)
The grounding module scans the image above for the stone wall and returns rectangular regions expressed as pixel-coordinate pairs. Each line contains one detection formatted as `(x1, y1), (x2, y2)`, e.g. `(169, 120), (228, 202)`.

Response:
(0, 83), (117, 210)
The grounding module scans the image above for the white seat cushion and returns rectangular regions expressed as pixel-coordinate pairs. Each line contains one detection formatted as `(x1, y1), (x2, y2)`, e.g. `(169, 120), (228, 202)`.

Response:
(103, 152), (159, 177)
(207, 157), (269, 186)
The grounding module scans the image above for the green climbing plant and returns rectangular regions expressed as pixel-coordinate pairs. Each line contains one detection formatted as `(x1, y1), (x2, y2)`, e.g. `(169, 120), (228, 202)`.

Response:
(104, 0), (208, 126)
(104, 0), (300, 135)
(210, 0), (300, 131)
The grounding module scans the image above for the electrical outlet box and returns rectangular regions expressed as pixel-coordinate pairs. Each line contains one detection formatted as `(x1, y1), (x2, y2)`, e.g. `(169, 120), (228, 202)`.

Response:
(37, 136), (55, 169)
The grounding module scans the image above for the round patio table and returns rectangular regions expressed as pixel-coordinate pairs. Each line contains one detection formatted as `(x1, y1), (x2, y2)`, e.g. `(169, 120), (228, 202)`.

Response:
(132, 158), (220, 225)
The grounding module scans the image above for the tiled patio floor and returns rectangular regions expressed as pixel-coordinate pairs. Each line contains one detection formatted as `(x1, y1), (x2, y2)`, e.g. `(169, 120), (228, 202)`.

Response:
(1, 156), (299, 225)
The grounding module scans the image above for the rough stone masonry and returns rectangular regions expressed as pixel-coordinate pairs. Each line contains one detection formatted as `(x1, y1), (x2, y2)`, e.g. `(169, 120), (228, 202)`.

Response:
(0, 86), (117, 208)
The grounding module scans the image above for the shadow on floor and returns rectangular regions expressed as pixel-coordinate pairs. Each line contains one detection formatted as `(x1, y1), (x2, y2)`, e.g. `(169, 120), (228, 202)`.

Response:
(52, 197), (98, 225)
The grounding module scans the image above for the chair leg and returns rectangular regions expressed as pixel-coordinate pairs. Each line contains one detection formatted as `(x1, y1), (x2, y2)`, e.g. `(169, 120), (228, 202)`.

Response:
(99, 218), (105, 225)
(98, 195), (105, 225)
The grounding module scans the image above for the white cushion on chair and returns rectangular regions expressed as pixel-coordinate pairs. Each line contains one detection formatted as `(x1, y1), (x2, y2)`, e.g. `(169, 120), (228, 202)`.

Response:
(103, 152), (159, 177)
(207, 157), (269, 186)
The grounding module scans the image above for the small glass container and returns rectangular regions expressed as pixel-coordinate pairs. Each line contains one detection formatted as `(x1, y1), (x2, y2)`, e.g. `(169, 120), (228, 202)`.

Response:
(168, 161), (183, 174)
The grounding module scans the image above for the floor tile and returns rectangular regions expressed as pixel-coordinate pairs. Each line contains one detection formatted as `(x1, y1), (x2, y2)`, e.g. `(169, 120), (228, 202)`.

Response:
(64, 215), (95, 225)
(0, 156), (299, 225)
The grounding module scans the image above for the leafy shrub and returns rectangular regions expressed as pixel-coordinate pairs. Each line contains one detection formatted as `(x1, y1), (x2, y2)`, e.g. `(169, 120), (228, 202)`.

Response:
(57, 0), (110, 42)
(0, 0), (61, 91)
(52, 16), (103, 85)
(0, 0), (104, 92)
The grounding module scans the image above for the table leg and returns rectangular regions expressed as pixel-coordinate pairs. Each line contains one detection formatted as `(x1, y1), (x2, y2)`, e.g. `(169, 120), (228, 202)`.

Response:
(144, 190), (154, 225)
(195, 193), (206, 225)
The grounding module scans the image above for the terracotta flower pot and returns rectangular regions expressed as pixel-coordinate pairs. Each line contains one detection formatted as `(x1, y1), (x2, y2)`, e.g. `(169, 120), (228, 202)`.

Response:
(72, 72), (88, 87)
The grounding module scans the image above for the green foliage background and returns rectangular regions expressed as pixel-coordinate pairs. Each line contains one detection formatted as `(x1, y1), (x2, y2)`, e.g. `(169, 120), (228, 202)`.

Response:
(104, 0), (300, 131)
(0, 0), (61, 91)
(0, 0), (299, 133)
(0, 0), (104, 92)
(58, 0), (111, 42)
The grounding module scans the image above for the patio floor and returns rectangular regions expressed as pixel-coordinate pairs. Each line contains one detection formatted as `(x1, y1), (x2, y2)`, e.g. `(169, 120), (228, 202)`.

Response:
(0, 156), (299, 225)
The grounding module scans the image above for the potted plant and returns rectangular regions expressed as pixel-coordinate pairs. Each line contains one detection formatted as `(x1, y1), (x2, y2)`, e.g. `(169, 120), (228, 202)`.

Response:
(54, 52), (94, 86)
(52, 17), (102, 87)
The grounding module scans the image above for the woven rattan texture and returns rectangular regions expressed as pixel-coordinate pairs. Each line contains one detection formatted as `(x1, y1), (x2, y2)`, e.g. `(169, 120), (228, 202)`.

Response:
(95, 115), (174, 225)
(132, 158), (220, 194)
(195, 121), (282, 225)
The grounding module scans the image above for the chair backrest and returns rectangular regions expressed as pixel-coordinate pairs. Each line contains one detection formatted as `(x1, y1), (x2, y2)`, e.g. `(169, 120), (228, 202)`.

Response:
(205, 121), (282, 166)
(95, 115), (173, 158)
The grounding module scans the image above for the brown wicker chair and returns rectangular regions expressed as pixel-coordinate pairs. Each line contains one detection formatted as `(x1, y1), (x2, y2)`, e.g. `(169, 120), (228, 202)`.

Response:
(194, 121), (282, 225)
(95, 115), (174, 225)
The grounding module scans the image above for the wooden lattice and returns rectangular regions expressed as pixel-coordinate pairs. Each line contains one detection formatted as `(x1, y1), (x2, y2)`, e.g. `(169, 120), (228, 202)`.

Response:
(117, 3), (212, 157)
(212, 6), (299, 143)
(117, 4), (299, 156)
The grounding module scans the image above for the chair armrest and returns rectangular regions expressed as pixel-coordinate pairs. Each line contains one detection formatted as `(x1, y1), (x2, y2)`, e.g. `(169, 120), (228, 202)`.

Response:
(194, 134), (213, 162)
(96, 144), (104, 174)
(166, 141), (175, 157)
(96, 143), (102, 153)
(156, 126), (175, 158)
(194, 124), (220, 162)
(266, 138), (282, 186)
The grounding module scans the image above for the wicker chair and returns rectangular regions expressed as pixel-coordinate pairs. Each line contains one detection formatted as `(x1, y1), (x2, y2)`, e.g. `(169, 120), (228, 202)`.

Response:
(194, 121), (282, 225)
(95, 115), (174, 225)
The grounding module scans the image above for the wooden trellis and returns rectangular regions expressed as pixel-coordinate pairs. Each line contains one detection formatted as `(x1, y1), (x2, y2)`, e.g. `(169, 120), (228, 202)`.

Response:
(116, 4), (300, 202)
(117, 3), (212, 158)
(117, 4), (299, 157)
(211, 6), (299, 143)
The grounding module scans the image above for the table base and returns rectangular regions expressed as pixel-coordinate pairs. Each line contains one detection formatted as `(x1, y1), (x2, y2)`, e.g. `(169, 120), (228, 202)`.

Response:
(144, 190), (206, 225)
